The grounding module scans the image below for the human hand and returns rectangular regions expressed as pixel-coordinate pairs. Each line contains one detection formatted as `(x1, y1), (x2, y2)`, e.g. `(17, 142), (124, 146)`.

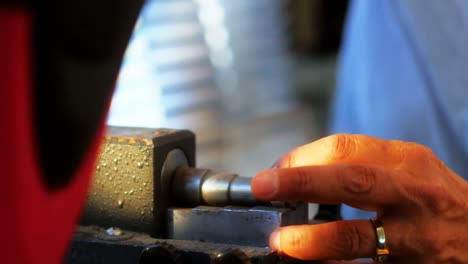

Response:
(251, 134), (468, 263)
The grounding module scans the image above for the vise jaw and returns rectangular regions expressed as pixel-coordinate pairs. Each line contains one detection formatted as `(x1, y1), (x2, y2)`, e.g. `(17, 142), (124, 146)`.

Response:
(72, 127), (310, 264)
(82, 127), (195, 237)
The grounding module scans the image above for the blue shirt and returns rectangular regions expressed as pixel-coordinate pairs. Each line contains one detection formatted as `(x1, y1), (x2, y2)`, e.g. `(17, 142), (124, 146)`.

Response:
(330, 0), (468, 219)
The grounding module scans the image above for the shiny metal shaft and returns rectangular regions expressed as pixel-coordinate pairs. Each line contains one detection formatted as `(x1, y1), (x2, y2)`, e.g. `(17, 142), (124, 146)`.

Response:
(171, 167), (258, 206)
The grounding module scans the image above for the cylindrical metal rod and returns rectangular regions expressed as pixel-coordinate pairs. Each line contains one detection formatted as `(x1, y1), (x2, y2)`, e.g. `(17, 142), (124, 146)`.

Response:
(229, 177), (255, 204)
(171, 166), (259, 206)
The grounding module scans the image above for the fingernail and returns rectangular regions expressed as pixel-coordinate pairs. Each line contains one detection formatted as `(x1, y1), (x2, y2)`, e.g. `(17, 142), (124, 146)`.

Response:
(252, 171), (278, 199)
(269, 229), (281, 251)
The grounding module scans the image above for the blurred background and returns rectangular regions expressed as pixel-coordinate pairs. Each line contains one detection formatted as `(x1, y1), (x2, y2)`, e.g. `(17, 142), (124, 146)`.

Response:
(107, 0), (349, 176)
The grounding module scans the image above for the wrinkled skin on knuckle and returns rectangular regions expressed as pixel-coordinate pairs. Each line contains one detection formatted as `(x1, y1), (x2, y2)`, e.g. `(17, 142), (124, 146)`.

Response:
(435, 193), (467, 220)
(403, 142), (447, 173)
(331, 221), (368, 260)
(389, 140), (409, 167)
(294, 167), (316, 199)
(328, 134), (357, 160)
(339, 165), (377, 194)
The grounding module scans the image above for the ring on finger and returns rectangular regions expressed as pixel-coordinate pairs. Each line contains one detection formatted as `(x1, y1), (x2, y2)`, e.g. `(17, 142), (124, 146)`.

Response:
(370, 218), (390, 262)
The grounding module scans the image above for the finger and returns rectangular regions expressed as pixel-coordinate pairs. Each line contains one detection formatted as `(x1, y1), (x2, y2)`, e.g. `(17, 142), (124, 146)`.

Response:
(252, 164), (404, 208)
(274, 134), (452, 179)
(270, 220), (376, 260)
(274, 134), (406, 168)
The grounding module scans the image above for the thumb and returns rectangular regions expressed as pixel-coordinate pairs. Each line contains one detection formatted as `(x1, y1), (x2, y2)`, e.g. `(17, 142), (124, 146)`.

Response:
(270, 220), (375, 261)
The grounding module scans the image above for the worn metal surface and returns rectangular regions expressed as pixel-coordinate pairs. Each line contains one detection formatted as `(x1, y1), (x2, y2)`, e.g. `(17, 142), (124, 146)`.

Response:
(167, 204), (308, 247)
(67, 226), (285, 264)
(81, 127), (195, 237)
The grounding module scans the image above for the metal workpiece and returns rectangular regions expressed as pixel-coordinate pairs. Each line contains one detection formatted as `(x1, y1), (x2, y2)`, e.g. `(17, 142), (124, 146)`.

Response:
(171, 167), (208, 206)
(81, 127), (195, 237)
(72, 127), (318, 263)
(229, 177), (256, 205)
(68, 226), (280, 264)
(171, 167), (258, 206)
(167, 204), (309, 247)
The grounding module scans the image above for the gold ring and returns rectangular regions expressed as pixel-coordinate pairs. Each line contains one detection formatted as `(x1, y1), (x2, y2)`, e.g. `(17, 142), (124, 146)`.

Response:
(370, 218), (390, 262)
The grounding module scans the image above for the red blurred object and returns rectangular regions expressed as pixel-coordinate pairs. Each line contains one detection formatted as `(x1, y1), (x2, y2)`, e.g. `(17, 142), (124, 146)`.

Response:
(0, 9), (105, 263)
(0, 0), (143, 261)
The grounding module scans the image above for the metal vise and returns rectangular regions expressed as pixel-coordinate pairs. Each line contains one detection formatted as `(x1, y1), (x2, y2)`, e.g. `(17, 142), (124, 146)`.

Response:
(68, 127), (309, 264)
